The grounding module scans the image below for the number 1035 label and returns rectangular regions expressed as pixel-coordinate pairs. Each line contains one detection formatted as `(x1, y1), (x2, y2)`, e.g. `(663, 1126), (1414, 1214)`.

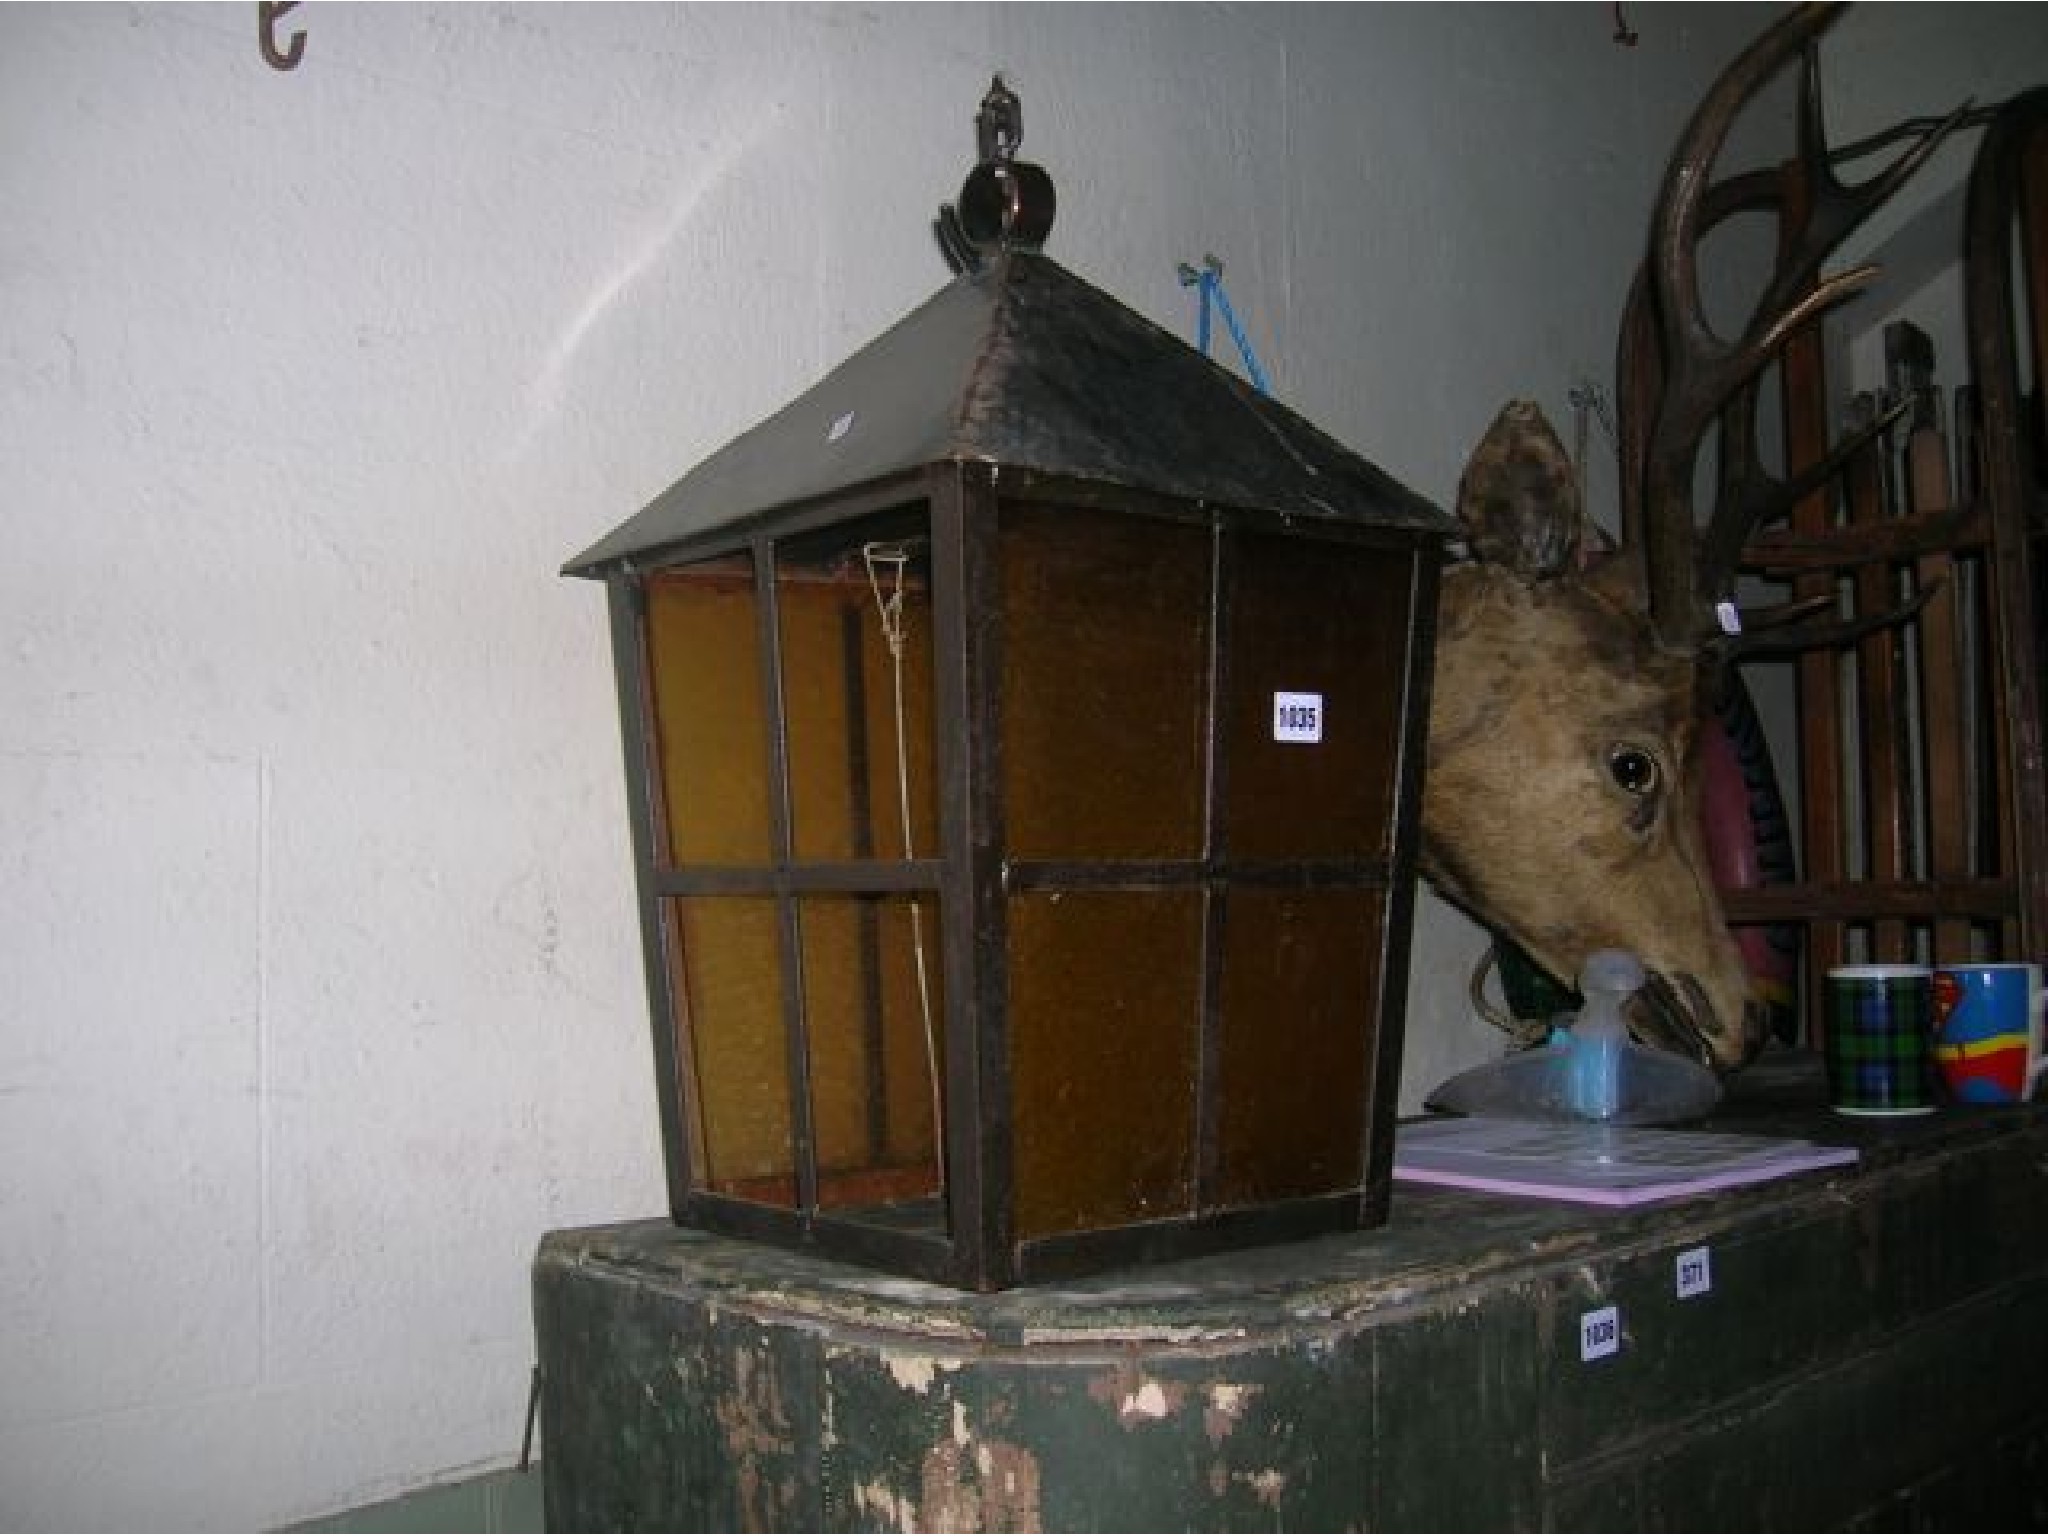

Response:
(1273, 691), (1324, 744)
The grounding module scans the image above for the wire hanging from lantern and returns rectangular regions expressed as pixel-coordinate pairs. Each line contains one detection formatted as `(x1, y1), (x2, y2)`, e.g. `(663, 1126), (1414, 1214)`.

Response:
(862, 540), (945, 1192)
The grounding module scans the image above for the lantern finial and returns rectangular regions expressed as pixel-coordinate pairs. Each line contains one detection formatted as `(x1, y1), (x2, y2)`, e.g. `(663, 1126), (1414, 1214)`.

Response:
(974, 75), (1022, 165)
(934, 75), (1056, 274)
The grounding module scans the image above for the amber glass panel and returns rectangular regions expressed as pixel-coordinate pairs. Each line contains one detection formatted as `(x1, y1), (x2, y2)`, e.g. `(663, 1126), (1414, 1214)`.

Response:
(1000, 503), (1209, 860)
(1010, 891), (1201, 1238)
(799, 895), (946, 1217)
(1225, 537), (1416, 860)
(1214, 889), (1382, 1207)
(669, 896), (796, 1206)
(645, 562), (770, 866)
(779, 515), (940, 865)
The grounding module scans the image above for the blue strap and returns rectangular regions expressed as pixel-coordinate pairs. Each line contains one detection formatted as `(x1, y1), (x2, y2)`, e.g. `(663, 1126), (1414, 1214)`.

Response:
(1179, 257), (1270, 397)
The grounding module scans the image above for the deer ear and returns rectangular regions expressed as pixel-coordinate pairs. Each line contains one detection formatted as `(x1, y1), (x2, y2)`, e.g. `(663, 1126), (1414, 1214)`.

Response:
(1456, 401), (1583, 579)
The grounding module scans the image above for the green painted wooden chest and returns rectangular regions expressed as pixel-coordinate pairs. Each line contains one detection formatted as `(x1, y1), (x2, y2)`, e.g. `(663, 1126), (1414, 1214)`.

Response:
(533, 1100), (2048, 1530)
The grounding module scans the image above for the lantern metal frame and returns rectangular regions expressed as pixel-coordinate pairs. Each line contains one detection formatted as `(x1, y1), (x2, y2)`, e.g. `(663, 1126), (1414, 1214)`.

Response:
(567, 93), (1454, 1286)
(585, 450), (1445, 1290)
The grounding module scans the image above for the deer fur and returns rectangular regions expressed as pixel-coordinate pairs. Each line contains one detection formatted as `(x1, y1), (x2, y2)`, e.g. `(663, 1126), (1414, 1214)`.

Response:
(1420, 403), (1763, 1070)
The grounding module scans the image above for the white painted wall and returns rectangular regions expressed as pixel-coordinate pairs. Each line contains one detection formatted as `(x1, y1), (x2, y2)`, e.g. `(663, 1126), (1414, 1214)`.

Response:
(2, 5), (2038, 1529)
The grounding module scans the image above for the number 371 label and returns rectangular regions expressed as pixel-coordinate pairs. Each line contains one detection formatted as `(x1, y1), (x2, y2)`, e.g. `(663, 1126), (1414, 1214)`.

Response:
(1273, 691), (1324, 744)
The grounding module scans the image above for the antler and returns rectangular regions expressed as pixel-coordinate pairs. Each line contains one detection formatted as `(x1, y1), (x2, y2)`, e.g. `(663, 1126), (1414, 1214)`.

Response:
(1637, 0), (1972, 654)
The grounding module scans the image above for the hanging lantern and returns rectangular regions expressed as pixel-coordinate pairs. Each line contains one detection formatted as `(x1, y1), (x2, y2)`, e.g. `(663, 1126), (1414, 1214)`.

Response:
(564, 79), (1456, 1290)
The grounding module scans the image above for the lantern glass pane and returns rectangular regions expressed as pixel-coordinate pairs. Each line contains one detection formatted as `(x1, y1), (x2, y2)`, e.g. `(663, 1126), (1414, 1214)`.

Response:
(1010, 890), (1201, 1239)
(1224, 537), (1415, 859)
(646, 560), (771, 866)
(1215, 888), (1382, 1206)
(799, 895), (947, 1221)
(999, 503), (1209, 860)
(776, 511), (940, 866)
(669, 896), (797, 1206)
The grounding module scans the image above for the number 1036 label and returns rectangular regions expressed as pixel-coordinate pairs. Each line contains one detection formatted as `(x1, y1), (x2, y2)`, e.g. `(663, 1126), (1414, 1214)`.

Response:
(1579, 1305), (1621, 1362)
(1273, 691), (1324, 744)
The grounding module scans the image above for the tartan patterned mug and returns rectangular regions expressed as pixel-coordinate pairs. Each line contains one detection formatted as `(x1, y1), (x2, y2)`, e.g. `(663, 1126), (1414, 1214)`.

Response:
(1825, 965), (1937, 1117)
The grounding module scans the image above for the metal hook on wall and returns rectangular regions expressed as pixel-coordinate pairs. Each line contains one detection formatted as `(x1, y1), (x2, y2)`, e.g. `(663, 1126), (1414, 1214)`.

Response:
(259, 1), (306, 71)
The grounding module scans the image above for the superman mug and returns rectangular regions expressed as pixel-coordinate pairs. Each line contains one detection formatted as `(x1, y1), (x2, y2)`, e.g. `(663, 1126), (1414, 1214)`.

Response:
(1932, 962), (2046, 1106)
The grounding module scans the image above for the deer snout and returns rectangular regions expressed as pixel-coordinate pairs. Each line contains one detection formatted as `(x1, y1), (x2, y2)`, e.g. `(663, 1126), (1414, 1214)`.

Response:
(1630, 968), (1770, 1074)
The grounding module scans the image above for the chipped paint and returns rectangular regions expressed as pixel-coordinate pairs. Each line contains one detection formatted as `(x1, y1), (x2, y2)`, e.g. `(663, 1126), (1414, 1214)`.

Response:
(1017, 1323), (1244, 1347)
(1122, 1380), (1170, 1422)
(1203, 1381), (1258, 1445)
(853, 1477), (920, 1533)
(917, 1400), (1045, 1532)
(711, 1346), (798, 1530)
(884, 1352), (956, 1396)
(838, 1276), (975, 1307)
(1086, 1366), (1191, 1427)
(1206, 1461), (1288, 1512)
(1236, 1467), (1287, 1510)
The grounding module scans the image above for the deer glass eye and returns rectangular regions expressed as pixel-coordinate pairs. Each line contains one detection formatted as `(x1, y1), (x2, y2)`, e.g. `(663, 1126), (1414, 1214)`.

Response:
(1608, 745), (1661, 797)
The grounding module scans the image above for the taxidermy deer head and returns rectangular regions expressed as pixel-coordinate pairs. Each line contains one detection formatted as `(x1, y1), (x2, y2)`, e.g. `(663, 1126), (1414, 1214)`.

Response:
(1418, 3), (1965, 1072)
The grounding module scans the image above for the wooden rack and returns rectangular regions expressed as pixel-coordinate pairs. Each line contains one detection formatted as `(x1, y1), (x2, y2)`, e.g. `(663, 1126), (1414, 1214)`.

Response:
(1705, 92), (2048, 1032)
